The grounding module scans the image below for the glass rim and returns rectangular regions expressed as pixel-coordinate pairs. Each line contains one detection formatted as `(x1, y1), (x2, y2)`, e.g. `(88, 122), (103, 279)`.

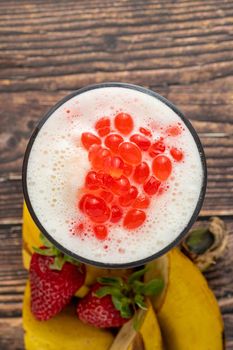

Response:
(22, 82), (207, 269)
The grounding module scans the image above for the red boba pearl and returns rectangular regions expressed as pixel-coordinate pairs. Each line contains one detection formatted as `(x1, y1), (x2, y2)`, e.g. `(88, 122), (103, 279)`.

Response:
(118, 142), (142, 166)
(103, 155), (124, 178)
(111, 175), (130, 196)
(123, 163), (133, 177)
(95, 117), (111, 137)
(91, 147), (111, 170)
(114, 112), (134, 135)
(152, 155), (172, 181)
(84, 195), (110, 223)
(148, 140), (165, 158)
(170, 147), (183, 161)
(81, 132), (101, 150)
(143, 176), (161, 195)
(133, 162), (150, 184)
(85, 171), (101, 190)
(93, 225), (108, 240)
(132, 194), (150, 209)
(110, 205), (123, 223)
(119, 186), (138, 207)
(104, 133), (124, 153)
(130, 134), (151, 151)
(123, 209), (146, 229)
(139, 127), (152, 137)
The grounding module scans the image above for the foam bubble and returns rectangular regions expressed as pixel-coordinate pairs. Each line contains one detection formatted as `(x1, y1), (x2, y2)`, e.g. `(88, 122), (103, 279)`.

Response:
(26, 87), (203, 264)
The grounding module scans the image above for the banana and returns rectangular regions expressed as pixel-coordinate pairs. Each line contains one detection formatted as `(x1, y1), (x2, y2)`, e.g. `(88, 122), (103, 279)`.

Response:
(23, 282), (114, 350)
(22, 202), (41, 269)
(110, 299), (163, 350)
(145, 248), (224, 350)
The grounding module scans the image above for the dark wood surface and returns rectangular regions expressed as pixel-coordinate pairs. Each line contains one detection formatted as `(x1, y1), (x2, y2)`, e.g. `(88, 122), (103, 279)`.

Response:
(0, 1), (233, 349)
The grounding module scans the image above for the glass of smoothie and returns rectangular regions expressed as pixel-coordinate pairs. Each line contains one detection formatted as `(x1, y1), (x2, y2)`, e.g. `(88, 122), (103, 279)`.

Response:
(22, 83), (207, 268)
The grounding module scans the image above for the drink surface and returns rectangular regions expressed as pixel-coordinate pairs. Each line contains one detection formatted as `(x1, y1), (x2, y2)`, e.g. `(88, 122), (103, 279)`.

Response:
(26, 86), (203, 265)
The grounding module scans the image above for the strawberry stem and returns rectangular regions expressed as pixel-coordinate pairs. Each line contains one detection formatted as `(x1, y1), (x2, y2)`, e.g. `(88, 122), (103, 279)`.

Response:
(33, 247), (55, 256)
(185, 228), (214, 254)
(95, 267), (164, 319)
(40, 233), (54, 248)
(94, 286), (123, 299)
(134, 294), (147, 310)
(128, 267), (148, 284)
(97, 276), (125, 288)
(33, 233), (81, 271)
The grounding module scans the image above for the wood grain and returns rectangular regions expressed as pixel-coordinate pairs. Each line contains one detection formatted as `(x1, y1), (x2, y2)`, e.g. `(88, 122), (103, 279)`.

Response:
(0, 0), (233, 349)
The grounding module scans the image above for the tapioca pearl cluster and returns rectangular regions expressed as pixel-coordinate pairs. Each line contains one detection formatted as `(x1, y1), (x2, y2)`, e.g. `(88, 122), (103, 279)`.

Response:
(77, 112), (184, 240)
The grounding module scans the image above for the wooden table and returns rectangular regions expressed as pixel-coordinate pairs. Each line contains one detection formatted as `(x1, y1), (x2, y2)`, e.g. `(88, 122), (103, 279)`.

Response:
(0, 1), (233, 348)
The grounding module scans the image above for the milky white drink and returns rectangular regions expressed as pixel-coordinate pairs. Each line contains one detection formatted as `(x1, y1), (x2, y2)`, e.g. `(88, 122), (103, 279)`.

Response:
(25, 85), (204, 266)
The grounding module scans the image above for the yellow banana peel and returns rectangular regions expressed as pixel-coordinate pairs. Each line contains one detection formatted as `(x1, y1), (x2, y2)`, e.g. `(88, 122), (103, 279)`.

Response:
(23, 282), (114, 350)
(110, 300), (163, 350)
(22, 202), (41, 269)
(145, 248), (224, 350)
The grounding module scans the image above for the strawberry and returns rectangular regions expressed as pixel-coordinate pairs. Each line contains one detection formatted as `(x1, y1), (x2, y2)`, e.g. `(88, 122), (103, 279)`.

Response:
(77, 268), (164, 328)
(77, 283), (127, 328)
(29, 235), (85, 321)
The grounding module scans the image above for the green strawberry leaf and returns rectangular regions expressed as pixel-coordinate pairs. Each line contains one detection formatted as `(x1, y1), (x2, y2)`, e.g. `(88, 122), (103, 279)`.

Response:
(132, 280), (146, 294)
(34, 234), (81, 269)
(119, 297), (134, 318)
(112, 295), (123, 311)
(111, 296), (132, 319)
(134, 294), (147, 310)
(97, 276), (124, 288)
(128, 267), (148, 284)
(119, 302), (133, 319)
(143, 278), (164, 296)
(33, 247), (56, 256)
(97, 289), (133, 319)
(94, 286), (123, 299)
(63, 254), (80, 267)
(50, 255), (65, 271)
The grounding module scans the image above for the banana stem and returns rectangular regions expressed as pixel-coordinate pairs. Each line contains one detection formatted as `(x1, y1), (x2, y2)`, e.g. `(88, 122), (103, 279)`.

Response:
(182, 217), (228, 271)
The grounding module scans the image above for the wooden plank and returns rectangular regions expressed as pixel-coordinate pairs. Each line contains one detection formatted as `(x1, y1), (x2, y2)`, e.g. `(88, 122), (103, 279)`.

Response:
(0, 0), (232, 348)
(0, 318), (23, 350)
(0, 2), (233, 92)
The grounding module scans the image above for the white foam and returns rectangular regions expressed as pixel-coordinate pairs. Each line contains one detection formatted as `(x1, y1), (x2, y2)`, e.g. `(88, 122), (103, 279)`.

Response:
(26, 86), (204, 265)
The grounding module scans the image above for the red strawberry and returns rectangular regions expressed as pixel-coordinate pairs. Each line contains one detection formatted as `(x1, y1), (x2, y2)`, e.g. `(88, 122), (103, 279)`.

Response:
(77, 268), (164, 328)
(77, 283), (128, 328)
(30, 251), (85, 321)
